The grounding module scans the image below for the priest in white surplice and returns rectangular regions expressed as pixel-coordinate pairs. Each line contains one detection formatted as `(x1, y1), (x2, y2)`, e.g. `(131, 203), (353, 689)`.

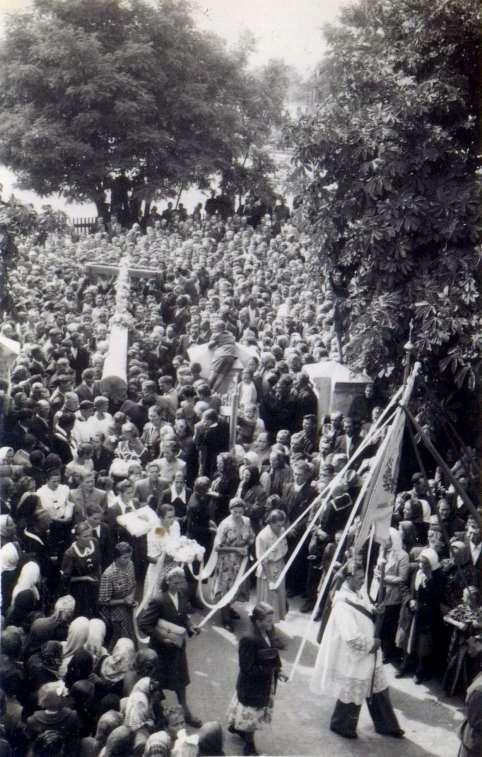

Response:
(310, 562), (404, 739)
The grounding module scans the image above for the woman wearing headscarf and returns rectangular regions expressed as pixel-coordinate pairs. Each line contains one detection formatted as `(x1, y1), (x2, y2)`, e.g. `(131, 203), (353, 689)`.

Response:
(255, 510), (288, 623)
(143, 731), (171, 757)
(99, 725), (134, 757)
(123, 676), (160, 754)
(198, 722), (225, 756)
(5, 589), (39, 632)
(24, 595), (76, 657)
(64, 648), (95, 690)
(260, 450), (292, 498)
(68, 679), (96, 739)
(375, 527), (409, 665)
(98, 638), (136, 698)
(208, 452), (239, 524)
(80, 709), (123, 757)
(227, 603), (284, 756)
(395, 546), (444, 683)
(213, 498), (254, 632)
(61, 521), (101, 618)
(24, 640), (63, 715)
(0, 541), (21, 611)
(10, 560), (41, 608)
(59, 616), (90, 677)
(85, 618), (108, 667)
(236, 464), (267, 535)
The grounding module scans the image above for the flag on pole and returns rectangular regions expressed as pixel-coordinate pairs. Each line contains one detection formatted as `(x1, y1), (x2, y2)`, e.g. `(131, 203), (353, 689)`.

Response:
(355, 364), (419, 547)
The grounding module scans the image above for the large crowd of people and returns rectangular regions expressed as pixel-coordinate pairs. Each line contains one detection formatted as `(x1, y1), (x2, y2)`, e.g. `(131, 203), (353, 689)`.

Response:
(0, 199), (480, 757)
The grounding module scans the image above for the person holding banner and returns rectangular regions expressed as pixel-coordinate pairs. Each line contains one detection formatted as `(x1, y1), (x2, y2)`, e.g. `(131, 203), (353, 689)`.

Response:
(310, 562), (404, 739)
(212, 498), (254, 632)
(255, 510), (288, 622)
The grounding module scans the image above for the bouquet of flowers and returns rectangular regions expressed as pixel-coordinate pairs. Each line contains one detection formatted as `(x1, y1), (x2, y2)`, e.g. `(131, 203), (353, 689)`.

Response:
(165, 536), (205, 564)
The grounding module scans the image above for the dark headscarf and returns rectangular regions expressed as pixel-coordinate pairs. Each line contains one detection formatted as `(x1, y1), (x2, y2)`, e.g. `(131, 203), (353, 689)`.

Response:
(198, 721), (225, 756)
(6, 589), (38, 628)
(64, 648), (94, 689)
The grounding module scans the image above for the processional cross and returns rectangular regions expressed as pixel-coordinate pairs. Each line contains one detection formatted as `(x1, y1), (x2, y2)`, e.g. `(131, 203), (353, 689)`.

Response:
(85, 259), (160, 402)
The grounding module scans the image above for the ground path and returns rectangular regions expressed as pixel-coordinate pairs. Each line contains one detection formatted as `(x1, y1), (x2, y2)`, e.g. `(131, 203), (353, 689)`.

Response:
(185, 595), (463, 756)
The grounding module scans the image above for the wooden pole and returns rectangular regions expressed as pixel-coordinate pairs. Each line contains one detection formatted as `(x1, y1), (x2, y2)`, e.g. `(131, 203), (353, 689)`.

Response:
(404, 410), (469, 589)
(401, 406), (480, 526)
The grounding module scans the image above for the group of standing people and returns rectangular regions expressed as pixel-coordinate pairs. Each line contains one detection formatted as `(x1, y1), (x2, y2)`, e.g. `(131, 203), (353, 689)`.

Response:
(0, 203), (480, 756)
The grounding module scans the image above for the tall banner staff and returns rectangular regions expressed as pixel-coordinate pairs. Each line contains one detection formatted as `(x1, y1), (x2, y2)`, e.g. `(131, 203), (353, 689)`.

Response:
(195, 387), (404, 628)
(289, 363), (420, 681)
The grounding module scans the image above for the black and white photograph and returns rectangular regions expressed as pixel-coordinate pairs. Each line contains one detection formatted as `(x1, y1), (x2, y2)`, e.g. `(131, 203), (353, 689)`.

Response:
(0, 0), (480, 755)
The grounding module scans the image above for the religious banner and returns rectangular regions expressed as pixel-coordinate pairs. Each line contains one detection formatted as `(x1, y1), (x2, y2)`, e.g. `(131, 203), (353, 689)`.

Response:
(355, 364), (419, 546)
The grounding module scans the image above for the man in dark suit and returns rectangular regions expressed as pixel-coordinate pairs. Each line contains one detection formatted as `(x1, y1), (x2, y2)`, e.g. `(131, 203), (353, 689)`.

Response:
(138, 568), (202, 728)
(134, 462), (170, 506)
(91, 432), (114, 474)
(282, 461), (318, 598)
(67, 333), (90, 385)
(74, 368), (97, 403)
(193, 409), (230, 478)
(87, 511), (114, 570)
(333, 416), (361, 459)
(29, 400), (52, 453)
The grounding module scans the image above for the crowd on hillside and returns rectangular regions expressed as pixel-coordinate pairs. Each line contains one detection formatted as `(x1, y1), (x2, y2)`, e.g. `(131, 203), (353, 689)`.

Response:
(0, 201), (480, 756)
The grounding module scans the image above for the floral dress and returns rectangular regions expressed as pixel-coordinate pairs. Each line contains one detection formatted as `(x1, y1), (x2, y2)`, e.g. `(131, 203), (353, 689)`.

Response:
(213, 515), (254, 602)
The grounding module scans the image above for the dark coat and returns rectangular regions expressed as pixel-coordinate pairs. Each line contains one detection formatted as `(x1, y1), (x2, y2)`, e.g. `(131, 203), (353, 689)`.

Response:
(91, 445), (114, 474)
(161, 487), (192, 532)
(137, 591), (193, 691)
(68, 346), (90, 384)
(236, 628), (281, 708)
(186, 493), (213, 553)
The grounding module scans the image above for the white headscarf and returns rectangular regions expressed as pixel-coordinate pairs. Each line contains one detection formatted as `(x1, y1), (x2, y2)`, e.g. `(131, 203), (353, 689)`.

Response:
(60, 616), (90, 675)
(124, 676), (151, 730)
(85, 618), (107, 660)
(11, 561), (40, 601)
(0, 542), (19, 572)
(0, 447), (13, 464)
(415, 547), (440, 590)
(100, 637), (135, 682)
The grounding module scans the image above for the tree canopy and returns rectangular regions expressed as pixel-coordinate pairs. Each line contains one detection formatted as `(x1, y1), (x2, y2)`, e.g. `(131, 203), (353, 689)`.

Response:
(289, 0), (480, 396)
(0, 0), (290, 218)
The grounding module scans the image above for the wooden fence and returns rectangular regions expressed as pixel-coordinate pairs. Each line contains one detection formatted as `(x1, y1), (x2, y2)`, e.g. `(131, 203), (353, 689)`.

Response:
(72, 217), (99, 235)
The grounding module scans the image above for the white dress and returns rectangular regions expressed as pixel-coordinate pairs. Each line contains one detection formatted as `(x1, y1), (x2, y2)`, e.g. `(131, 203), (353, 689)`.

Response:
(310, 585), (387, 704)
(138, 519), (181, 614)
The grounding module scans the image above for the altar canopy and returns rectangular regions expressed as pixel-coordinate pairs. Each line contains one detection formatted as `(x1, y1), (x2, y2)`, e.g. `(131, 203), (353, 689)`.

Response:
(302, 359), (371, 423)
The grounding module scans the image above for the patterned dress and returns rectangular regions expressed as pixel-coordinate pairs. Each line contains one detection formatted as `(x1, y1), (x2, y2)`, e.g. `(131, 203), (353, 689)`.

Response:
(213, 515), (254, 602)
(98, 561), (137, 646)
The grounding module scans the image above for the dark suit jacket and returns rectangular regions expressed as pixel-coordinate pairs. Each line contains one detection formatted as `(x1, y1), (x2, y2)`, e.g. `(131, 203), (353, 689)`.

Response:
(333, 432), (361, 457)
(92, 446), (114, 474)
(68, 347), (90, 384)
(74, 382), (95, 403)
(281, 482), (318, 537)
(28, 415), (52, 450)
(161, 488), (192, 531)
(137, 591), (192, 690)
(134, 477), (170, 505)
(236, 628), (281, 708)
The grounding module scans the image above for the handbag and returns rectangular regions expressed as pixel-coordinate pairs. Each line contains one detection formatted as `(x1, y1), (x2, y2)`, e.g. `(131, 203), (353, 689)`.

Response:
(157, 618), (187, 648)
